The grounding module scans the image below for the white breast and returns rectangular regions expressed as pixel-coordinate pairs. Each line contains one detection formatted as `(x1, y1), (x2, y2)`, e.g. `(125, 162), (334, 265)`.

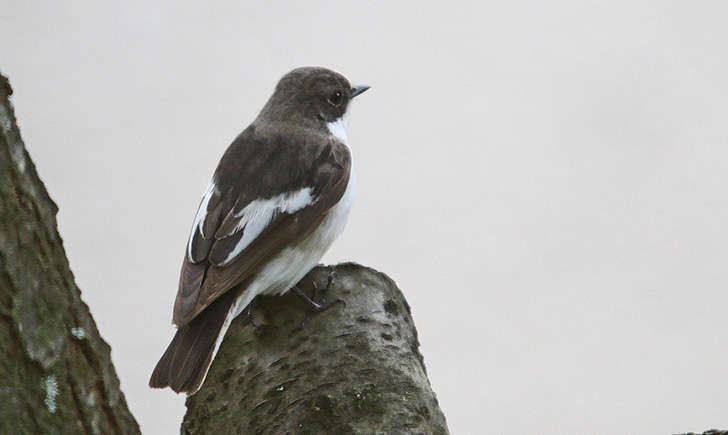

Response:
(242, 169), (354, 300)
(327, 116), (348, 144)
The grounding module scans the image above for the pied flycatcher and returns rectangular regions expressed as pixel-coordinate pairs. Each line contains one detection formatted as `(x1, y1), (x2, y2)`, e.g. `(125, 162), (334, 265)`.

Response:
(149, 67), (369, 394)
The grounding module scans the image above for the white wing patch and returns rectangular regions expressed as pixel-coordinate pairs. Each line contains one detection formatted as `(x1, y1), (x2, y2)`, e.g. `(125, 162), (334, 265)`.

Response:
(220, 187), (316, 266)
(187, 180), (217, 261)
(186, 183), (316, 265)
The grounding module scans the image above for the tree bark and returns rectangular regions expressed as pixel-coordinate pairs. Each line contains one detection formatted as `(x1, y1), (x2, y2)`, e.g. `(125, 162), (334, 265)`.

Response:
(676, 431), (728, 435)
(0, 74), (140, 434)
(182, 263), (449, 434)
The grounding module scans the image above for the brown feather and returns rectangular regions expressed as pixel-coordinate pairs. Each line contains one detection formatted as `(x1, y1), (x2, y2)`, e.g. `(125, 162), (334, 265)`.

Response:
(172, 135), (351, 327)
(150, 288), (237, 393)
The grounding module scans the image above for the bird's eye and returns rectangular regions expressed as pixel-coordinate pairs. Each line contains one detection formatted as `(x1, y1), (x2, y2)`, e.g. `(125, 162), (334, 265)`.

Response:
(328, 90), (343, 106)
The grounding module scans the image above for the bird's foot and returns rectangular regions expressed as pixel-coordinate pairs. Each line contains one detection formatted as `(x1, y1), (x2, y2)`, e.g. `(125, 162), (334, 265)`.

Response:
(315, 270), (345, 306)
(291, 284), (345, 313)
(290, 272), (345, 333)
(244, 298), (262, 329)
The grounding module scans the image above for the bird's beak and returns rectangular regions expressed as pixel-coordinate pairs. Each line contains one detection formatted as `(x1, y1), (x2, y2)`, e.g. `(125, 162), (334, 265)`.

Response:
(350, 85), (370, 98)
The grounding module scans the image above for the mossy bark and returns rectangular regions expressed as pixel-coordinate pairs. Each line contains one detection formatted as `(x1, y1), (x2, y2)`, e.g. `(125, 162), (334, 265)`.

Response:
(183, 263), (449, 434)
(0, 74), (140, 434)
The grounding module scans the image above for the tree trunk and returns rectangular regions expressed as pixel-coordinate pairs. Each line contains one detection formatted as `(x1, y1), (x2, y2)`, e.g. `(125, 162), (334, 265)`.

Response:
(182, 263), (449, 434)
(0, 74), (140, 434)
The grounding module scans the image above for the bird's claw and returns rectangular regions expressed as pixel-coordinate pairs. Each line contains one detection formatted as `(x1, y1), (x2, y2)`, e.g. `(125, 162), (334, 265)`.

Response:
(245, 298), (262, 329)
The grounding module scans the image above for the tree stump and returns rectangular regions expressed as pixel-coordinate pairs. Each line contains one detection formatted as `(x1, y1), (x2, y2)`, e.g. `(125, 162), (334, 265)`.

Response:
(182, 263), (449, 434)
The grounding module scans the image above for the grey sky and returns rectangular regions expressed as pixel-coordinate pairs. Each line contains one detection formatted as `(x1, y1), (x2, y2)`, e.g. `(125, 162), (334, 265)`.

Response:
(2, 1), (728, 433)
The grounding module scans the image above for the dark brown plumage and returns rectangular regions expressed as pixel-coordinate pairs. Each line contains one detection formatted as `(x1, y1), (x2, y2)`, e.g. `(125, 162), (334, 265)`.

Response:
(149, 289), (238, 392)
(174, 133), (351, 326)
(150, 67), (367, 394)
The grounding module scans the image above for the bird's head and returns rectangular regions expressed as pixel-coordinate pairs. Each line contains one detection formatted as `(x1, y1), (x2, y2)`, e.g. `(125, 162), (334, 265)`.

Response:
(259, 67), (369, 129)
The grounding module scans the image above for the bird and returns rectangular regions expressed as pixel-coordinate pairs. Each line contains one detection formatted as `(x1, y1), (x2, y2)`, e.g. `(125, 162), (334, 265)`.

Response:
(149, 67), (369, 394)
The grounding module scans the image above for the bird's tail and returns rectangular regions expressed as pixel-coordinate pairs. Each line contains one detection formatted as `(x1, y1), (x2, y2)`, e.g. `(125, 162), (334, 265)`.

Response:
(149, 289), (238, 394)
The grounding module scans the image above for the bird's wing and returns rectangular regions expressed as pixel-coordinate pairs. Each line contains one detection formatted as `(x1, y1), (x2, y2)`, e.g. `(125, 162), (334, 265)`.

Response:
(173, 130), (351, 326)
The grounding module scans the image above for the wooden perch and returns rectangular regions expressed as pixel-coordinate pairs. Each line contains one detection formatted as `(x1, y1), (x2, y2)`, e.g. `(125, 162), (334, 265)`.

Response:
(182, 263), (449, 434)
